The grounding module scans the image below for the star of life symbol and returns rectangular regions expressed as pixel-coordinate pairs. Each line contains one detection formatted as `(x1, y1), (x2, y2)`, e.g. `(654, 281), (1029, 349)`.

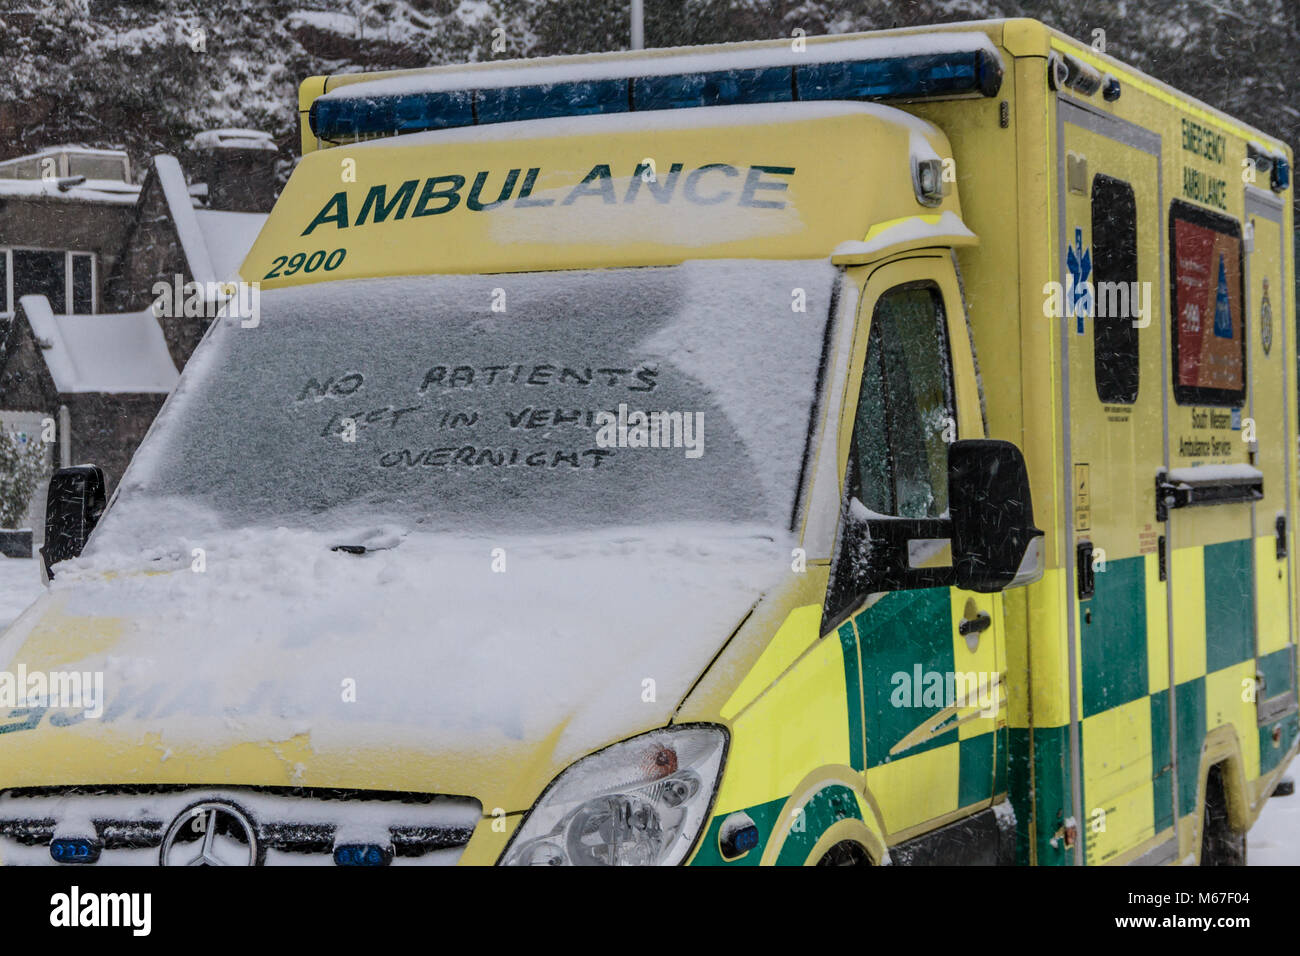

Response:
(1066, 227), (1093, 333)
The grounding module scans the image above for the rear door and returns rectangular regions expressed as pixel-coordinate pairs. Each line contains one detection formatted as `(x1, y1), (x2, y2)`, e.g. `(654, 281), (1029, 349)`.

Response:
(1058, 101), (1174, 865)
(1164, 195), (1258, 846)
(1244, 185), (1298, 763)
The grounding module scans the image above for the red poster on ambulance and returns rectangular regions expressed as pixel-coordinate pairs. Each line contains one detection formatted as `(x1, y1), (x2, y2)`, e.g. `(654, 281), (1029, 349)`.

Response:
(1172, 203), (1245, 404)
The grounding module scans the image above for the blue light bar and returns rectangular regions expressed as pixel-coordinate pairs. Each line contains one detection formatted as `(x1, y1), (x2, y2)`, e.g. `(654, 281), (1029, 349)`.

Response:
(478, 78), (629, 125)
(633, 66), (791, 111)
(311, 89), (474, 140)
(309, 47), (1003, 143)
(797, 49), (1001, 101)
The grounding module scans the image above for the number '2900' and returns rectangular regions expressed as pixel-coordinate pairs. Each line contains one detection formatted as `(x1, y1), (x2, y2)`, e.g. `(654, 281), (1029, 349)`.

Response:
(264, 248), (346, 279)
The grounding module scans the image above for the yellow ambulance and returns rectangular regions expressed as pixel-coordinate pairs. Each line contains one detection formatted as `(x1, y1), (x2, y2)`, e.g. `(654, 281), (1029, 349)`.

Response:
(0, 17), (1293, 866)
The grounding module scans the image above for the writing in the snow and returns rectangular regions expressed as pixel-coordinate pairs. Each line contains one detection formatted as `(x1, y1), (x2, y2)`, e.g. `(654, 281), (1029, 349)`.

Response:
(294, 362), (668, 471)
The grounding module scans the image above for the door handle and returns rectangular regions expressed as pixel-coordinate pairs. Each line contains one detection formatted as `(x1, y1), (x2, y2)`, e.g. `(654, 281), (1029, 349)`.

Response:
(1077, 540), (1095, 599)
(958, 611), (992, 637)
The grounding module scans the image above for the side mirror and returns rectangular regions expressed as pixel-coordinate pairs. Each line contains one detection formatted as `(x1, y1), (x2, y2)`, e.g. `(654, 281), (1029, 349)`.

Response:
(39, 465), (106, 580)
(949, 439), (1044, 593)
(822, 438), (1045, 631)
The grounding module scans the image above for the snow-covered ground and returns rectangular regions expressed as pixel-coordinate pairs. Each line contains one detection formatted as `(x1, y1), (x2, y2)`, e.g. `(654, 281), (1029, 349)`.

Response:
(0, 546), (1295, 863)
(1248, 770), (1299, 864)
(0, 555), (41, 632)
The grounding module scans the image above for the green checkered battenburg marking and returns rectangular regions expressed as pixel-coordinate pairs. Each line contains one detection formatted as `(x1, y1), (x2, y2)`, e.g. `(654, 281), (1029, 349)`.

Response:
(1017, 539), (1283, 863)
(1150, 688), (1174, 831)
(1257, 645), (1295, 700)
(694, 538), (1294, 865)
(691, 786), (863, 866)
(856, 588), (959, 766)
(1204, 539), (1255, 672)
(1081, 556), (1147, 718)
(838, 621), (865, 772)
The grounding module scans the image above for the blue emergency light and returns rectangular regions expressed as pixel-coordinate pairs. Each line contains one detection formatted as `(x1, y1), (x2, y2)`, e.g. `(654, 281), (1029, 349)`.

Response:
(633, 65), (792, 110)
(309, 46), (1002, 142)
(50, 837), (101, 864)
(478, 77), (631, 124)
(1247, 143), (1292, 194)
(334, 843), (393, 866)
(1273, 156), (1291, 192)
(796, 50), (1001, 101)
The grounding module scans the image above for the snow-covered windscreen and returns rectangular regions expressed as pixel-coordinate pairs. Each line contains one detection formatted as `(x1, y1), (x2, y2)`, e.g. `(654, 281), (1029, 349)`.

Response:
(90, 261), (837, 552)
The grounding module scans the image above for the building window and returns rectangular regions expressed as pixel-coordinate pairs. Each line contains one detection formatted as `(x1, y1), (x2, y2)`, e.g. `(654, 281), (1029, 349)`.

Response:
(4, 248), (97, 316)
(66, 153), (130, 181)
(70, 253), (94, 313)
(1169, 201), (1246, 406)
(1092, 174), (1140, 404)
(13, 249), (66, 314)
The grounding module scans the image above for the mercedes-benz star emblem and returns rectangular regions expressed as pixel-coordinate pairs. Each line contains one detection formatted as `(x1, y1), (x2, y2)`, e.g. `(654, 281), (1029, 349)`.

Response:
(160, 801), (259, 866)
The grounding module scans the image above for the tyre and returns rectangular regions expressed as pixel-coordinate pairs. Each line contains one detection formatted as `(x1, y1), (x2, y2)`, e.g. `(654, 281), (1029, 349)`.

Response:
(817, 840), (871, 866)
(1201, 766), (1247, 866)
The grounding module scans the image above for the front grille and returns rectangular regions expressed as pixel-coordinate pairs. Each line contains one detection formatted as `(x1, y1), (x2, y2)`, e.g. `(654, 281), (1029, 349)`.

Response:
(0, 785), (482, 866)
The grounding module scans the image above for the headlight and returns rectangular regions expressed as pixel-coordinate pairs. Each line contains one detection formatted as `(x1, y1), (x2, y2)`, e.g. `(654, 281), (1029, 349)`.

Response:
(500, 725), (727, 866)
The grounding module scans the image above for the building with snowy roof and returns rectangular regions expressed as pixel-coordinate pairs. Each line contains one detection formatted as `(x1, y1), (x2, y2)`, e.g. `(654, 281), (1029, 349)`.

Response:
(0, 133), (275, 367)
(102, 148), (272, 367)
(0, 146), (140, 318)
(0, 132), (275, 544)
(0, 294), (179, 541)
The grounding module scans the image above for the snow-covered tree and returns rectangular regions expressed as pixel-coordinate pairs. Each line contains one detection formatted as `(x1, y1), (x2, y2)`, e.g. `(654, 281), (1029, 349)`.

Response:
(1, 1), (1297, 201)
(0, 421), (50, 530)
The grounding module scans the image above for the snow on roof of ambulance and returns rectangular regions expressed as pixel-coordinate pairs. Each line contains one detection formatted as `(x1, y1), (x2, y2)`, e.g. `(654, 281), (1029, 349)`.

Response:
(832, 210), (976, 259)
(189, 128), (278, 151)
(321, 31), (1001, 100)
(1247, 139), (1288, 161)
(17, 295), (179, 395)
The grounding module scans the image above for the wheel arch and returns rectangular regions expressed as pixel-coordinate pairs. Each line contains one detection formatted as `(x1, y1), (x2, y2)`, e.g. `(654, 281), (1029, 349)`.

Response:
(759, 765), (889, 866)
(1196, 725), (1252, 839)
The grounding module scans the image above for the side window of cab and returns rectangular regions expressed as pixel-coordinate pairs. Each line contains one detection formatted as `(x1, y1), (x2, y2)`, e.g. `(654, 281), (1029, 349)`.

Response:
(851, 282), (955, 519)
(826, 279), (957, 627)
